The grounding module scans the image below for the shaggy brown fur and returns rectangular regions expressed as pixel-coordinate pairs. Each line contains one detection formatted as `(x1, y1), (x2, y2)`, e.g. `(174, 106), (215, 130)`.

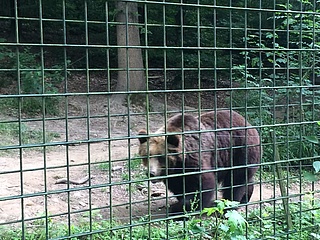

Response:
(137, 110), (261, 216)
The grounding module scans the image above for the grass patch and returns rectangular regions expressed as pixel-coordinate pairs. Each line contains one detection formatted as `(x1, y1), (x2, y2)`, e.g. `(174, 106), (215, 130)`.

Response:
(0, 200), (243, 240)
(0, 121), (59, 153)
(124, 155), (146, 187)
(0, 97), (63, 117)
(0, 218), (183, 240)
(0, 98), (19, 116)
(96, 162), (111, 171)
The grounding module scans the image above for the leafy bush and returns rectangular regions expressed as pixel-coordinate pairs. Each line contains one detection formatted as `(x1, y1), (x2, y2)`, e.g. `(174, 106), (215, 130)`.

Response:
(227, 1), (320, 170)
(188, 199), (248, 240)
(247, 194), (320, 239)
(0, 39), (66, 115)
(304, 121), (320, 181)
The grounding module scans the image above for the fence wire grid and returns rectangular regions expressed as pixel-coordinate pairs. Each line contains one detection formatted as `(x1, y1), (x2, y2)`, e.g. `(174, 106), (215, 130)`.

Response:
(0, 0), (320, 239)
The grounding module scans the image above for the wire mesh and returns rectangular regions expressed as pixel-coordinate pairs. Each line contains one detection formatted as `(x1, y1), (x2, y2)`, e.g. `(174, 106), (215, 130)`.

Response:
(0, 0), (320, 239)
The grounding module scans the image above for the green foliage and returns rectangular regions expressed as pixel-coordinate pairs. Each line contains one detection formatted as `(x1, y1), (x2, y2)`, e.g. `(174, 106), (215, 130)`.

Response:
(304, 121), (320, 181)
(0, 217), (182, 240)
(304, 135), (320, 145)
(314, 161), (320, 173)
(0, 39), (66, 115)
(1, 197), (320, 239)
(198, 200), (247, 240)
(142, 1), (238, 85)
(0, 200), (247, 240)
(227, 0), (320, 170)
(247, 194), (320, 239)
(180, 199), (247, 239)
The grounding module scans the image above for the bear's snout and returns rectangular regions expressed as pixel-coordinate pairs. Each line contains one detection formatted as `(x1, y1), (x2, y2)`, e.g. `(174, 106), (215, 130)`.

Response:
(149, 171), (156, 178)
(145, 158), (162, 183)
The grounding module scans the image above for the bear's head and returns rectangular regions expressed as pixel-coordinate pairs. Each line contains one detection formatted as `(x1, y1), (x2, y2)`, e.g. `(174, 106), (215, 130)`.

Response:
(137, 114), (203, 182)
(137, 129), (182, 182)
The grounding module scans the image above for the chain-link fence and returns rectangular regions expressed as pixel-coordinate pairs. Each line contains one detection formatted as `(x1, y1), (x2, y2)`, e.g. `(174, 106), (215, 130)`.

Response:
(0, 0), (320, 239)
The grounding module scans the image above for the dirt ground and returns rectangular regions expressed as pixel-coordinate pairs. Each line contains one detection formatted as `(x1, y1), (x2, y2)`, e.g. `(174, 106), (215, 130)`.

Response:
(0, 94), (319, 227)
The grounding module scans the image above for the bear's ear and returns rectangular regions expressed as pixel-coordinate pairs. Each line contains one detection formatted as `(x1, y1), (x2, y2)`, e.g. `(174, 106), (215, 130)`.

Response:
(138, 129), (148, 144)
(167, 134), (180, 147)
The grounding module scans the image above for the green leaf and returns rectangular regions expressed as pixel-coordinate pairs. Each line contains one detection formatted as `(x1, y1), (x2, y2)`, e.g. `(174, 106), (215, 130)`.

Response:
(225, 201), (240, 208)
(231, 236), (247, 240)
(189, 223), (205, 234)
(304, 136), (319, 144)
(216, 200), (226, 212)
(303, 171), (318, 182)
(311, 233), (320, 239)
(225, 210), (247, 232)
(202, 207), (218, 217)
(313, 161), (320, 173)
(219, 223), (229, 232)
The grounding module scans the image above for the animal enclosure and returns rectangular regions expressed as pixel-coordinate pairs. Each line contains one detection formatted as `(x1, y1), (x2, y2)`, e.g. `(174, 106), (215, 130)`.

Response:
(0, 0), (320, 239)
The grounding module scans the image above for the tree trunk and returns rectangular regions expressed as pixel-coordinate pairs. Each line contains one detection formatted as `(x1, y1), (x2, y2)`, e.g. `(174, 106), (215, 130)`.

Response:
(114, 1), (146, 103)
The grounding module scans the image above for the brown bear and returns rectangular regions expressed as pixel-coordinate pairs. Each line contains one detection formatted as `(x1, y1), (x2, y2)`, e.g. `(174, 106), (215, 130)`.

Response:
(137, 110), (261, 216)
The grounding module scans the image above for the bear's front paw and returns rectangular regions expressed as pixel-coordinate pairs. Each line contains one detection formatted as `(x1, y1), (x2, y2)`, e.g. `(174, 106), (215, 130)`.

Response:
(169, 202), (189, 220)
(169, 202), (183, 214)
